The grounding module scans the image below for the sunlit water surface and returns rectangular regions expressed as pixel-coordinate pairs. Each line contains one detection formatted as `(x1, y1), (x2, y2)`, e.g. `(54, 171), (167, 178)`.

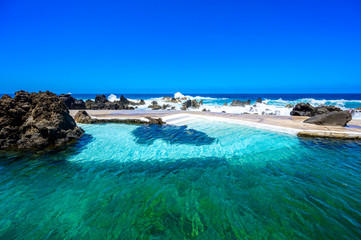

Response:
(1, 120), (361, 239)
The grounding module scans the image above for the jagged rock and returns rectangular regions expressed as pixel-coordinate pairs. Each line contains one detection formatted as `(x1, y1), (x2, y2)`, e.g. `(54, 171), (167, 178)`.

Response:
(148, 101), (162, 110)
(304, 111), (352, 127)
(285, 104), (294, 108)
(139, 99), (145, 105)
(162, 96), (179, 103)
(59, 94), (86, 109)
(256, 98), (262, 103)
(0, 91), (84, 150)
(230, 100), (251, 107)
(223, 102), (228, 106)
(202, 108), (207, 112)
(221, 111), (226, 113)
(290, 103), (315, 116)
(85, 99), (94, 109)
(181, 100), (200, 110)
(199, 100), (203, 105)
(119, 95), (130, 105)
(74, 110), (92, 124)
(95, 94), (108, 104)
(291, 103), (341, 117)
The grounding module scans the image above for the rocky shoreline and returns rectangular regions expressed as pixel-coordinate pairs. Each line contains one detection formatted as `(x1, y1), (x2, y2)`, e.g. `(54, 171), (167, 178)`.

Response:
(0, 91), (359, 150)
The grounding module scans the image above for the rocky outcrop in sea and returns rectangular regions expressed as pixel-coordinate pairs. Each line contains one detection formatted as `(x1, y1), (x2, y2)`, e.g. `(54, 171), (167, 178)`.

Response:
(181, 99), (202, 110)
(290, 103), (341, 117)
(230, 100), (251, 107)
(59, 94), (144, 110)
(0, 91), (84, 150)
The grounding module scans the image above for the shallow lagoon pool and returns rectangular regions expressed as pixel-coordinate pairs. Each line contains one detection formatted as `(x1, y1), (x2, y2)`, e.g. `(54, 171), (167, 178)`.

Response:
(1, 120), (361, 239)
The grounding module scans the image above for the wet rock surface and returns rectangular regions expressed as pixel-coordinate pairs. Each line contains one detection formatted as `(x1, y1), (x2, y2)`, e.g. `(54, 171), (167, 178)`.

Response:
(0, 91), (84, 150)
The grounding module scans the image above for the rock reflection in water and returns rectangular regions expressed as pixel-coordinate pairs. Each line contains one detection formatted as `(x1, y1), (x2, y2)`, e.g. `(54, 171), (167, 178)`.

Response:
(132, 125), (216, 146)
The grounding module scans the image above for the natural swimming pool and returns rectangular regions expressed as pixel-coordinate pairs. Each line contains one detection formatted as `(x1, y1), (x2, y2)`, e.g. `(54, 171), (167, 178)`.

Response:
(1, 120), (361, 239)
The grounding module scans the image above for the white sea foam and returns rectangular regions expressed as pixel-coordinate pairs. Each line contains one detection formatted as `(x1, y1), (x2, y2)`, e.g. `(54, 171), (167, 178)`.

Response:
(100, 93), (361, 119)
(108, 94), (119, 102)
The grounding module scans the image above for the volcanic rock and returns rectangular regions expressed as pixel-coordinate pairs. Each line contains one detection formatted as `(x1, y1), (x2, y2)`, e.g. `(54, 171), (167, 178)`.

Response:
(0, 91), (84, 150)
(290, 103), (315, 116)
(304, 111), (352, 127)
(181, 100), (201, 110)
(59, 94), (86, 109)
(230, 100), (251, 107)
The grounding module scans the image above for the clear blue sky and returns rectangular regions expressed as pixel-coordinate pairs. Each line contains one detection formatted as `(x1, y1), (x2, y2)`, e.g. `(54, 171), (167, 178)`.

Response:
(1, 0), (360, 93)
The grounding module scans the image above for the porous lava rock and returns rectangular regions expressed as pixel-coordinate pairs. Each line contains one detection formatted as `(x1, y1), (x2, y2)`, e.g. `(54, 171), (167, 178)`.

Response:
(0, 91), (84, 149)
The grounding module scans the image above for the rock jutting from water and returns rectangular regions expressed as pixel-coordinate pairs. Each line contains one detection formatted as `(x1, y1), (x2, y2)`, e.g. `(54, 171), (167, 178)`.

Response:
(230, 100), (251, 107)
(181, 99), (202, 110)
(0, 91), (84, 150)
(59, 94), (143, 110)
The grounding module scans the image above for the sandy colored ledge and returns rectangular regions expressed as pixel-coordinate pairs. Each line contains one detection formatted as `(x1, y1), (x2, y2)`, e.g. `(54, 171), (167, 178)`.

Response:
(69, 110), (361, 139)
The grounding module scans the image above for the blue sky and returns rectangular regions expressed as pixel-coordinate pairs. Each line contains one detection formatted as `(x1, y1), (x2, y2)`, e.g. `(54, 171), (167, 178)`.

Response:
(0, 0), (360, 93)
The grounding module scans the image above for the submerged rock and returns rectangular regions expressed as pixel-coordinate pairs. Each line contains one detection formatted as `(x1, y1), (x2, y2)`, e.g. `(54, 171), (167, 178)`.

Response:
(303, 110), (352, 127)
(0, 91), (84, 150)
(132, 125), (215, 145)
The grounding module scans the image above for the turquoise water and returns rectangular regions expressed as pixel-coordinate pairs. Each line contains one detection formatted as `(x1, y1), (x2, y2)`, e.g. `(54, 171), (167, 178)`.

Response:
(1, 120), (361, 239)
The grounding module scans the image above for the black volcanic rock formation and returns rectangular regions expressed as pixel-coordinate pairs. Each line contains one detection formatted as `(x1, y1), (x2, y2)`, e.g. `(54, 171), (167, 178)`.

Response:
(290, 103), (341, 117)
(0, 91), (84, 150)
(59, 94), (86, 109)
